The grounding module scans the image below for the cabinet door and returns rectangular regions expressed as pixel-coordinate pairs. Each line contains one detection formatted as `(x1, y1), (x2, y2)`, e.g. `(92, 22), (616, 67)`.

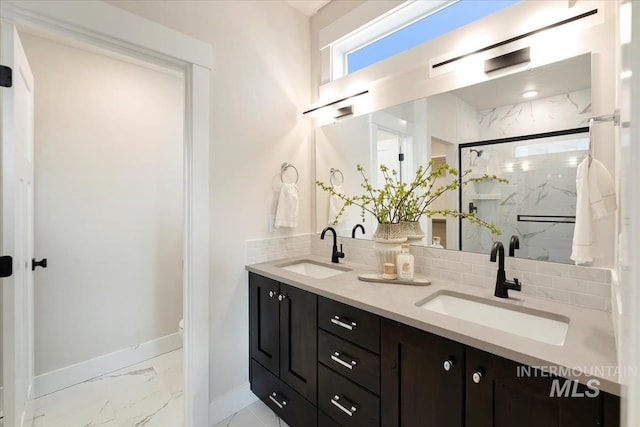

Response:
(249, 273), (280, 375)
(466, 346), (604, 427)
(280, 283), (318, 404)
(251, 359), (318, 427)
(381, 319), (464, 427)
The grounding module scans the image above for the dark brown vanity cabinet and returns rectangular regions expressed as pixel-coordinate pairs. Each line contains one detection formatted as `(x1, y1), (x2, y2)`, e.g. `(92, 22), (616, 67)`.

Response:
(465, 346), (619, 427)
(381, 319), (620, 427)
(381, 318), (465, 427)
(249, 273), (318, 426)
(249, 273), (620, 427)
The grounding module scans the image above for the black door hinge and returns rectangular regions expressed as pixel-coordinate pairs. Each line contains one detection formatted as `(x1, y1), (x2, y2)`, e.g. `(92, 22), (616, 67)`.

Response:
(1, 65), (12, 88)
(0, 255), (13, 278)
(399, 153), (405, 162)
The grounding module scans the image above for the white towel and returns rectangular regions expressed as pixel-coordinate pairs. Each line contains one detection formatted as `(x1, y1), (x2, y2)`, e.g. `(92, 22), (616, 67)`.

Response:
(588, 159), (617, 220)
(274, 182), (299, 228)
(328, 185), (347, 225)
(571, 158), (616, 265)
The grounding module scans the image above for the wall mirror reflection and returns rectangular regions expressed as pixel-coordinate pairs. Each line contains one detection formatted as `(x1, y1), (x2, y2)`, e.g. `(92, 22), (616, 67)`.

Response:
(315, 53), (593, 264)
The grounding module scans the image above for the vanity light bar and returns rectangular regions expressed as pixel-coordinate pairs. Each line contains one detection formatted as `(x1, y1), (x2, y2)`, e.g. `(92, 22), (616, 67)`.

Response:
(432, 9), (598, 70)
(484, 47), (530, 74)
(302, 90), (369, 116)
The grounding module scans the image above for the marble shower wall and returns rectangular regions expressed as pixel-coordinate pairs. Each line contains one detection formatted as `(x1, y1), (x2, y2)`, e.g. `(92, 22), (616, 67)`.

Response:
(460, 89), (591, 263)
(475, 88), (591, 141)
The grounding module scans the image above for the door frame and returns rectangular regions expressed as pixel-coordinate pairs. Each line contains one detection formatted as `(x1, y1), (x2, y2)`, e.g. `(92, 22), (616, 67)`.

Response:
(0, 1), (212, 425)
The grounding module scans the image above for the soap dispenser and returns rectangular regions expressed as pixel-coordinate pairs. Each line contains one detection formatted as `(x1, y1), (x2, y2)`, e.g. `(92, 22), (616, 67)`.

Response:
(396, 243), (414, 280)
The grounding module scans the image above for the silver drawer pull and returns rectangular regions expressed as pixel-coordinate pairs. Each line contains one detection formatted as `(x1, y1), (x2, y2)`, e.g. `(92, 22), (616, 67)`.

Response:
(331, 315), (357, 331)
(331, 351), (357, 370)
(330, 394), (357, 417)
(269, 392), (287, 409)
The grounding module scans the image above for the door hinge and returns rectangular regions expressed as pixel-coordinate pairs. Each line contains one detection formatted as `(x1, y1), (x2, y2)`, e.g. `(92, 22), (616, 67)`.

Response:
(0, 65), (12, 88)
(0, 255), (13, 278)
(399, 153), (405, 162)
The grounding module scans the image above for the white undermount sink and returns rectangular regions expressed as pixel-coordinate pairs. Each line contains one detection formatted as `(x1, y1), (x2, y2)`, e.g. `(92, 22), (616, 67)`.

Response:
(417, 291), (569, 346)
(278, 260), (350, 279)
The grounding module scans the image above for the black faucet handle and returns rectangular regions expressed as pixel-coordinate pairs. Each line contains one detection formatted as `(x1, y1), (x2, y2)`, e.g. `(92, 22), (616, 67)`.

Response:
(338, 244), (345, 258)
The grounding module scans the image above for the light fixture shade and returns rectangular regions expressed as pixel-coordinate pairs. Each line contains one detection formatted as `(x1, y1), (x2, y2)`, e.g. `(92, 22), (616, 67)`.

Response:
(484, 47), (531, 74)
(302, 90), (369, 118)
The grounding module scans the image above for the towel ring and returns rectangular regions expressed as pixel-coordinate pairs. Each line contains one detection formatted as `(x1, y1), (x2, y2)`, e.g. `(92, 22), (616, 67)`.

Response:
(280, 162), (299, 184)
(330, 168), (344, 186)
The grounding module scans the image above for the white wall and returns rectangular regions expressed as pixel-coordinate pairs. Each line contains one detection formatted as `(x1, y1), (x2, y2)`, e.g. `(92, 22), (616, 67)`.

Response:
(19, 33), (184, 375)
(106, 0), (311, 406)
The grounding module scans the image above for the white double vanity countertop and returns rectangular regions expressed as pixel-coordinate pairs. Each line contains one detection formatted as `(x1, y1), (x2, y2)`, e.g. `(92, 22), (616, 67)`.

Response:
(246, 254), (620, 395)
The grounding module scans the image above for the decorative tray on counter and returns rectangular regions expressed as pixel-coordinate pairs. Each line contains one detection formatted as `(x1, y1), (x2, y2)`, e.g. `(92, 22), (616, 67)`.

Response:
(358, 273), (432, 286)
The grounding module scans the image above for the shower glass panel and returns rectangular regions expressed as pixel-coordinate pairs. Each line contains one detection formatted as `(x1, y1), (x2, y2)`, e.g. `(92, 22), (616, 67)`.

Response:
(459, 129), (589, 263)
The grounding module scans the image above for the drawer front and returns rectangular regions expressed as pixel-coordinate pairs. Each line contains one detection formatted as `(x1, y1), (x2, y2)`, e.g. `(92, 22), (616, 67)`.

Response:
(319, 410), (342, 427)
(250, 359), (317, 427)
(318, 364), (380, 427)
(318, 329), (380, 395)
(318, 297), (380, 353)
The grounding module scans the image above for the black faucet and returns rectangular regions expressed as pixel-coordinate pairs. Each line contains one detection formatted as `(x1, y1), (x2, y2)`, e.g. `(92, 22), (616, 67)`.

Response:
(321, 226), (345, 263)
(490, 241), (521, 298)
(351, 224), (365, 239)
(509, 235), (520, 257)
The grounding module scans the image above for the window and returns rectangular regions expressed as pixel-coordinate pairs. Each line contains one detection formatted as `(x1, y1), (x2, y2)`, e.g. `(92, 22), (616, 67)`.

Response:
(332, 0), (521, 79)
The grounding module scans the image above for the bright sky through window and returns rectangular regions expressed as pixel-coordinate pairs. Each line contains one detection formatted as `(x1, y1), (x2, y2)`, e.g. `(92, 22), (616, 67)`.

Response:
(347, 0), (521, 74)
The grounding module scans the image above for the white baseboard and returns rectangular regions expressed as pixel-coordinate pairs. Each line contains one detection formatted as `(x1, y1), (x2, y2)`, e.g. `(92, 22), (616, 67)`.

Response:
(209, 382), (257, 426)
(35, 333), (182, 398)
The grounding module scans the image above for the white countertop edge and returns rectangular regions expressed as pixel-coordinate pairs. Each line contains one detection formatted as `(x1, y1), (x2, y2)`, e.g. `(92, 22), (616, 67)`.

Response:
(246, 254), (621, 396)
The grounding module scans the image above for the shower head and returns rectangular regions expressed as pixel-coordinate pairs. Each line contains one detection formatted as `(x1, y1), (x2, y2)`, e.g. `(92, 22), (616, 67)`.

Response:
(470, 149), (484, 158)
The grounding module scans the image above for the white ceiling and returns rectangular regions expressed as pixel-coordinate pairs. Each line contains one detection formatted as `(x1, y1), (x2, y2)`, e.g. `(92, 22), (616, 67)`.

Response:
(452, 53), (591, 111)
(284, 0), (331, 17)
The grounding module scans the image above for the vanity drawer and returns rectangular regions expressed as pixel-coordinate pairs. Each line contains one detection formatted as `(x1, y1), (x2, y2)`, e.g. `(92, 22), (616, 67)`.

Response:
(318, 297), (380, 353)
(319, 410), (342, 427)
(318, 364), (380, 427)
(318, 329), (380, 394)
(250, 359), (317, 427)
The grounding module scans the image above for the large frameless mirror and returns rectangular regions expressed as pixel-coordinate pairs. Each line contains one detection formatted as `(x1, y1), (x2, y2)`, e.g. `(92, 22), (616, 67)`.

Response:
(315, 53), (593, 264)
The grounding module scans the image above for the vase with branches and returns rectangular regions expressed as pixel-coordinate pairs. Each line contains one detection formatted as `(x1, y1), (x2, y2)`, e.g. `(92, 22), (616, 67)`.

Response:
(316, 161), (507, 242)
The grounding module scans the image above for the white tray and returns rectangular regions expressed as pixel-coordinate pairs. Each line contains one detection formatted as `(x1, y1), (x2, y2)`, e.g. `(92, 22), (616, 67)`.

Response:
(358, 273), (432, 286)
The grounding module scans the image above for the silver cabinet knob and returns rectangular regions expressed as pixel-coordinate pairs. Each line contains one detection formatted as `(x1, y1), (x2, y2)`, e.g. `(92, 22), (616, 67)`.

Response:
(472, 371), (483, 384)
(268, 290), (278, 298)
(443, 359), (454, 372)
(278, 294), (288, 302)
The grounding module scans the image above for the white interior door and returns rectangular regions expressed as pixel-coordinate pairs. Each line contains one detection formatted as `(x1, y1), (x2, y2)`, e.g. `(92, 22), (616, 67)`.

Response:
(1, 22), (35, 427)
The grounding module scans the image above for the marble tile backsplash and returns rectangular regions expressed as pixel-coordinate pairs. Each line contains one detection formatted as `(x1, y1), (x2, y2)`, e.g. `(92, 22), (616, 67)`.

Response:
(246, 234), (312, 265)
(312, 236), (612, 312)
(247, 234), (612, 312)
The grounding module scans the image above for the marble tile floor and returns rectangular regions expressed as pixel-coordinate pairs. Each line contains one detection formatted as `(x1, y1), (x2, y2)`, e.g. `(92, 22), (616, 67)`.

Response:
(32, 348), (184, 427)
(213, 400), (290, 427)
